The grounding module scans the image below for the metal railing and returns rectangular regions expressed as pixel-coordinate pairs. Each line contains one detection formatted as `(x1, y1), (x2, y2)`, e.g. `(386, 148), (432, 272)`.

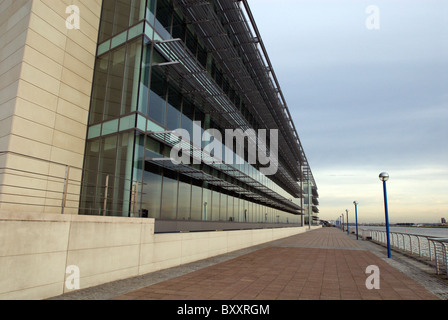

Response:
(370, 230), (448, 278)
(0, 151), (82, 215)
(0, 151), (302, 225)
(0, 151), (140, 217)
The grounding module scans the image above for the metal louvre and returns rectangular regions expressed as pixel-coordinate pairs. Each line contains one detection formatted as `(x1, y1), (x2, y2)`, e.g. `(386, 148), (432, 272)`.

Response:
(153, 36), (301, 197)
(154, 38), (246, 127)
(147, 130), (302, 213)
(236, 0), (316, 186)
(173, 0), (307, 181)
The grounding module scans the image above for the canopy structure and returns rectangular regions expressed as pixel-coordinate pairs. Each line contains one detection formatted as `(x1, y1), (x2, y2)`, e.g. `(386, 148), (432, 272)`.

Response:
(147, 130), (302, 214)
(151, 0), (317, 201)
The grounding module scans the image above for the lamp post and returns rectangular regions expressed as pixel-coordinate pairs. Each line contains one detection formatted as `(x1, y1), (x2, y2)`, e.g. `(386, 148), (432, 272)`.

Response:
(353, 201), (359, 240)
(346, 209), (349, 235)
(379, 172), (391, 258)
(341, 214), (344, 232)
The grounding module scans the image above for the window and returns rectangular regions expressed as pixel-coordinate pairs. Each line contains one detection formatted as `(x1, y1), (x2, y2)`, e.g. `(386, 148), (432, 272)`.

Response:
(148, 70), (167, 125)
(80, 140), (101, 215)
(90, 54), (109, 124)
(121, 40), (142, 115)
(155, 0), (172, 39)
(99, 135), (118, 216)
(220, 194), (227, 221)
(143, 162), (162, 218)
(166, 84), (182, 130)
(104, 46), (126, 120)
(114, 132), (135, 216)
(139, 41), (151, 115)
(202, 186), (211, 221)
(172, 11), (185, 40)
(181, 98), (194, 139)
(99, 0), (145, 43)
(129, 0), (145, 26)
(161, 169), (178, 219)
(211, 190), (220, 221)
(177, 176), (191, 220)
(99, 0), (115, 42)
(146, 0), (156, 25)
(190, 180), (203, 221)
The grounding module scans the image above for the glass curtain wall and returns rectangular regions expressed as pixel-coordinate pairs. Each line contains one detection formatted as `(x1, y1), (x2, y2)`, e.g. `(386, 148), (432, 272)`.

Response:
(80, 0), (301, 225)
(80, 0), (146, 217)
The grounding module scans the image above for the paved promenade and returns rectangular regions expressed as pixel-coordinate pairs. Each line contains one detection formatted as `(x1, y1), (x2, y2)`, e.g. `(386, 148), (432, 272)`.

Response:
(54, 228), (446, 300)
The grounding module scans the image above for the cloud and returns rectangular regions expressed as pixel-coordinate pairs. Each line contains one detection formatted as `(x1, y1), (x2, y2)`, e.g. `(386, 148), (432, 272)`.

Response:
(314, 165), (448, 223)
(248, 0), (448, 223)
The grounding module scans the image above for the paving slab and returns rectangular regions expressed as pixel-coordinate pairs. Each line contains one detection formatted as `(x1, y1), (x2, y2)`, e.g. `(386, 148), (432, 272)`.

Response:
(103, 228), (442, 300)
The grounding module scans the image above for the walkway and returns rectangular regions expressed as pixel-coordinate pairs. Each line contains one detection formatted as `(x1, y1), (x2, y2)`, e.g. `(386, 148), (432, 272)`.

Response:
(101, 228), (441, 300)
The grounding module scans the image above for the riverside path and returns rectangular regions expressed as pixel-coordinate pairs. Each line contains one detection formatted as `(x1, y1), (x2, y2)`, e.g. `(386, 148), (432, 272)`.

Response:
(104, 227), (440, 300)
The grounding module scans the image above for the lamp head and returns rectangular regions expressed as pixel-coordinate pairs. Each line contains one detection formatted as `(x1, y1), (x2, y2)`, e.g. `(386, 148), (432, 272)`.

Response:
(379, 172), (389, 182)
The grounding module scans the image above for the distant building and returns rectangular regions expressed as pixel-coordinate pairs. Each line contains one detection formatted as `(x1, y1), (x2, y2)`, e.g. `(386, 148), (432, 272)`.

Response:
(442, 218), (447, 224)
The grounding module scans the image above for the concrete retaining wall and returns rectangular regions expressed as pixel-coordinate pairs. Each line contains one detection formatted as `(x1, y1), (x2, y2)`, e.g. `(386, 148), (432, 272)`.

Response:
(0, 212), (314, 300)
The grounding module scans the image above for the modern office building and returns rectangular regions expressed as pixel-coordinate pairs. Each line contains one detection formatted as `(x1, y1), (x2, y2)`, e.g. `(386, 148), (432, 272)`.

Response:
(78, 0), (319, 232)
(0, 0), (319, 299)
(1, 0), (318, 229)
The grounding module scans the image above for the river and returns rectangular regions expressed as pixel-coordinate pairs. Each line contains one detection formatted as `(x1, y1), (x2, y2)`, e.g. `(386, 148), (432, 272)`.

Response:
(359, 226), (448, 238)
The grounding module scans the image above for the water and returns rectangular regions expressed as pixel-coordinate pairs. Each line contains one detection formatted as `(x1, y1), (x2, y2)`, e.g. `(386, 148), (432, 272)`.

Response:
(358, 226), (448, 264)
(360, 226), (448, 239)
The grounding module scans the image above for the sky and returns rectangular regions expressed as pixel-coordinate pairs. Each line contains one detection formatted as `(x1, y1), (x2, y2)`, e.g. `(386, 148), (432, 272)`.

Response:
(247, 0), (448, 224)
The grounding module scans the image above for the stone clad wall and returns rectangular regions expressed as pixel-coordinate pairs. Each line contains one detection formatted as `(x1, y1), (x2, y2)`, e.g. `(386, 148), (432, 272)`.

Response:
(0, 211), (311, 300)
(0, 0), (102, 214)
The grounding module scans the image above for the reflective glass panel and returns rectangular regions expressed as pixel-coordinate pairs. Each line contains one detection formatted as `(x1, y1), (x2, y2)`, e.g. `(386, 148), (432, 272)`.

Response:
(142, 163), (162, 219)
(190, 181), (203, 221)
(202, 186), (211, 221)
(211, 190), (220, 221)
(104, 46), (126, 120)
(177, 176), (191, 220)
(90, 54), (109, 124)
(161, 170), (178, 219)
(99, 0), (115, 42)
(166, 84), (181, 130)
(148, 71), (166, 125)
(121, 39), (142, 114)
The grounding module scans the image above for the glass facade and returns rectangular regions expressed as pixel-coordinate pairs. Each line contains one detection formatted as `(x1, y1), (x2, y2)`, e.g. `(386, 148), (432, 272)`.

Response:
(79, 0), (313, 228)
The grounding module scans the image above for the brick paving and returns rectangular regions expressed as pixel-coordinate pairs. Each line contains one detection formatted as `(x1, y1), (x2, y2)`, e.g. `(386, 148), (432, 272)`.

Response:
(110, 228), (441, 300)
